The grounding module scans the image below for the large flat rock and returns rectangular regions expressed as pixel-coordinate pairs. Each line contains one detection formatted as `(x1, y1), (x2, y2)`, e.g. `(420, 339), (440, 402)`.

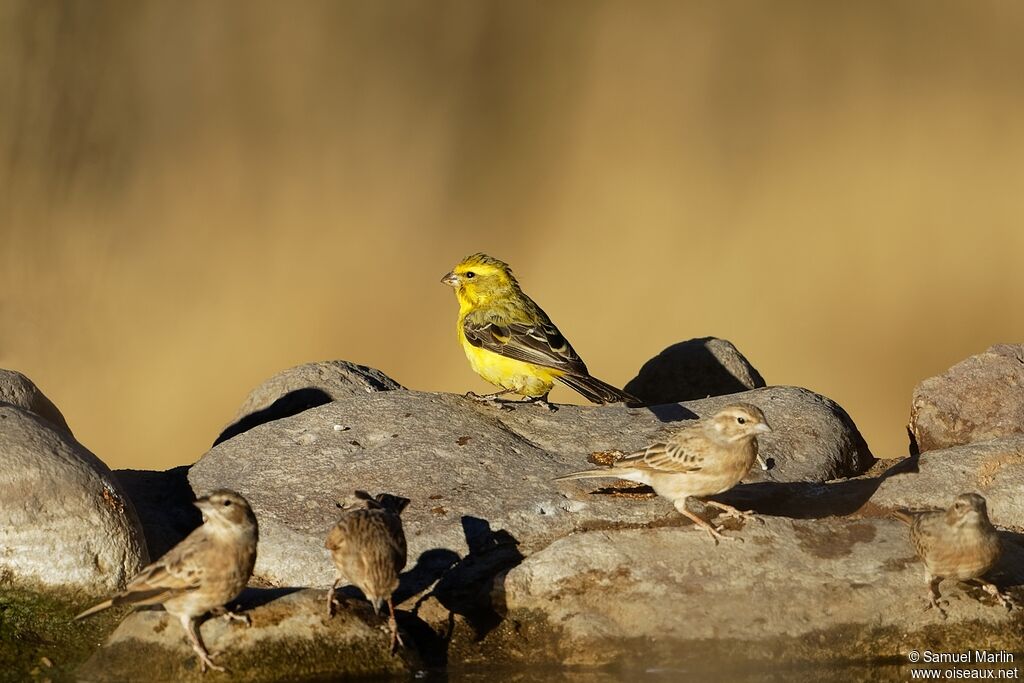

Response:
(189, 387), (872, 588)
(493, 516), (1024, 667)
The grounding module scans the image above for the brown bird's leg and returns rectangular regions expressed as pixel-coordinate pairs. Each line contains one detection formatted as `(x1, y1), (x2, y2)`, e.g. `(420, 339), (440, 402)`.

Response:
(326, 578), (343, 618)
(387, 597), (405, 654)
(924, 574), (948, 619)
(972, 579), (1014, 610)
(210, 605), (251, 627)
(181, 615), (226, 674)
(465, 389), (515, 410)
(673, 498), (737, 545)
(704, 500), (763, 525)
(522, 392), (557, 412)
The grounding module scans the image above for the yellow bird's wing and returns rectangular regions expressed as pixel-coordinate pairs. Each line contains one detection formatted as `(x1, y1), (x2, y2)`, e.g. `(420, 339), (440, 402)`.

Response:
(462, 308), (589, 376)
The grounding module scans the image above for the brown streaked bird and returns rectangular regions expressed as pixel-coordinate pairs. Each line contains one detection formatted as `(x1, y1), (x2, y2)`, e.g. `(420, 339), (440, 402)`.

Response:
(894, 493), (1011, 617)
(76, 489), (258, 673)
(555, 403), (771, 543)
(325, 491), (409, 652)
(441, 252), (636, 410)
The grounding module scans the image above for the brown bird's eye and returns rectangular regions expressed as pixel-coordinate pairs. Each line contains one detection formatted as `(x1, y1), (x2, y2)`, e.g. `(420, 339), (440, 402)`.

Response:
(737, 417), (746, 424)
(223, 500), (231, 507)
(465, 271), (475, 278)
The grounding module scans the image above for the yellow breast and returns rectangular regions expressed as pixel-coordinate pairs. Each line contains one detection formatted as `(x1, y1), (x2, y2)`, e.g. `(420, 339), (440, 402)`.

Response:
(456, 320), (558, 397)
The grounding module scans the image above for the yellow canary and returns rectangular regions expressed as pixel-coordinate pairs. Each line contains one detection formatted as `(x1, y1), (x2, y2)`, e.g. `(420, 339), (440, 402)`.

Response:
(441, 253), (635, 409)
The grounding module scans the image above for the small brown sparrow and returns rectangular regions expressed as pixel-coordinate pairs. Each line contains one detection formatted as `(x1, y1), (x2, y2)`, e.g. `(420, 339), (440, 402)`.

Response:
(895, 492), (1011, 617)
(76, 489), (258, 673)
(325, 491), (409, 652)
(555, 403), (771, 543)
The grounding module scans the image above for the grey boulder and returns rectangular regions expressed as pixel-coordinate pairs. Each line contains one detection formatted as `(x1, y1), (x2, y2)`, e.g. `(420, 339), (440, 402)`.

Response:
(910, 344), (1024, 453)
(625, 336), (765, 404)
(188, 385), (873, 588)
(0, 368), (72, 434)
(0, 405), (148, 591)
(214, 360), (403, 445)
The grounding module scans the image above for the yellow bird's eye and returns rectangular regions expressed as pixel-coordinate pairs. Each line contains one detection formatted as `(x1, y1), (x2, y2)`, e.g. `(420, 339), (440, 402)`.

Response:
(737, 417), (746, 424)
(465, 272), (475, 279)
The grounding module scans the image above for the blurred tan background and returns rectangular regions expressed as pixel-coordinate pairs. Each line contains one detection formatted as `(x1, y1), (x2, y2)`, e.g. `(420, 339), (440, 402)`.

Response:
(2, 1), (1022, 470)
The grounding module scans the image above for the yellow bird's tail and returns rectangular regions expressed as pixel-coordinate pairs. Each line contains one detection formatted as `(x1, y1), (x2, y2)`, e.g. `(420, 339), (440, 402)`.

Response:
(557, 373), (638, 405)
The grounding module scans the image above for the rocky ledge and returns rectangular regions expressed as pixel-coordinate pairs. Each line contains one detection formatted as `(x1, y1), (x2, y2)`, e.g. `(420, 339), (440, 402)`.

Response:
(2, 340), (1022, 681)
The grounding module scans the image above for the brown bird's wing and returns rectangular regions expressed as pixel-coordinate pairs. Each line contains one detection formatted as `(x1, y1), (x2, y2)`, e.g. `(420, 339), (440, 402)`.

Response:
(76, 532), (209, 620)
(328, 512), (407, 572)
(381, 512), (407, 572)
(909, 512), (944, 559)
(614, 430), (706, 474)
(462, 308), (589, 376)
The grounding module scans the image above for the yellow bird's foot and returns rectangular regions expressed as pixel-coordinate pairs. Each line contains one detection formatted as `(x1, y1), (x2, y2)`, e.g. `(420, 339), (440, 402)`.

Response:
(465, 390), (515, 411)
(522, 394), (557, 412)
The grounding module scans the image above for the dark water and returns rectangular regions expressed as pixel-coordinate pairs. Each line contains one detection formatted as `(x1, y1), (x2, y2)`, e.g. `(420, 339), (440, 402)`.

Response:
(303, 657), (1024, 682)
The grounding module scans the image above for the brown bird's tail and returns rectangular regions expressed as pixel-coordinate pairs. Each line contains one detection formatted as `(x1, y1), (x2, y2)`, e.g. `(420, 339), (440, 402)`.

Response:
(557, 373), (638, 405)
(74, 598), (115, 621)
(553, 468), (616, 481)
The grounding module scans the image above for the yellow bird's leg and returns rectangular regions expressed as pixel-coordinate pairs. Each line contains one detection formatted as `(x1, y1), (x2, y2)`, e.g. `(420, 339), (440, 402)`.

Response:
(521, 392), (557, 412)
(465, 389), (515, 410)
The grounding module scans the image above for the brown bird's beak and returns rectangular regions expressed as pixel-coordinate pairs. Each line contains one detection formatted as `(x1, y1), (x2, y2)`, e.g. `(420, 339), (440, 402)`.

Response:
(194, 497), (213, 516)
(441, 271), (459, 287)
(754, 423), (772, 434)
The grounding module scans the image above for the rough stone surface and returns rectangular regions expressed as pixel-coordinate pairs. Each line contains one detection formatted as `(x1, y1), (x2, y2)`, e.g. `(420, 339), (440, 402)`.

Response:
(76, 588), (418, 682)
(625, 336), (766, 404)
(870, 436), (1024, 530)
(0, 368), (72, 434)
(495, 516), (1024, 667)
(0, 405), (148, 591)
(189, 387), (873, 588)
(214, 360), (403, 445)
(910, 344), (1024, 453)
(495, 385), (874, 482)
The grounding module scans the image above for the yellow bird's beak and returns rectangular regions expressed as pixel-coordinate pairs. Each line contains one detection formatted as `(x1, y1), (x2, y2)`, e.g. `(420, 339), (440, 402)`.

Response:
(441, 271), (459, 287)
(755, 422), (772, 434)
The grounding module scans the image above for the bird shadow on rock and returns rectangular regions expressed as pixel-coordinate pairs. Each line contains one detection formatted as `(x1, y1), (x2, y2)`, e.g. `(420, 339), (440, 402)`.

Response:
(213, 388), (333, 446)
(992, 531), (1024, 598)
(114, 465), (202, 558)
(231, 586), (305, 611)
(406, 517), (525, 667)
(713, 455), (919, 520)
